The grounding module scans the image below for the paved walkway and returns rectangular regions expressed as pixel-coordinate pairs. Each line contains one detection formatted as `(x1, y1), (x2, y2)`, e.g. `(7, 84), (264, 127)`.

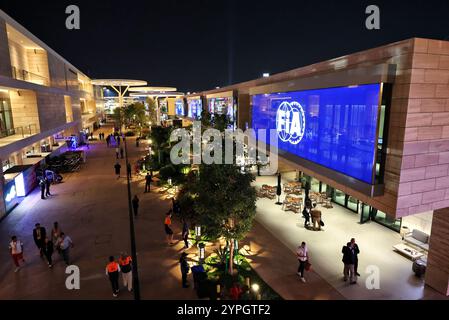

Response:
(0, 126), (196, 299)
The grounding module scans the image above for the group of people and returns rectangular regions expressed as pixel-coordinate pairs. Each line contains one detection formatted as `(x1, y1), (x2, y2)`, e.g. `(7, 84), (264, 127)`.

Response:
(8, 221), (73, 272)
(163, 199), (193, 289)
(301, 198), (324, 231)
(39, 176), (52, 200)
(105, 253), (133, 297)
(98, 132), (106, 140)
(342, 238), (360, 284)
(106, 132), (122, 148)
(294, 238), (361, 285)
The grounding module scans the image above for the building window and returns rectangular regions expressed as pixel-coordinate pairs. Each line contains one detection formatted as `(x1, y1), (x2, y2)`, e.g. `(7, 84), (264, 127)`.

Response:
(0, 97), (15, 138)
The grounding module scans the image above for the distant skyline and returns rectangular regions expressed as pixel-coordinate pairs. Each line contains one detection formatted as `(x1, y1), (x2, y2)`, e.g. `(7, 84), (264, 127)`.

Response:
(1, 0), (449, 92)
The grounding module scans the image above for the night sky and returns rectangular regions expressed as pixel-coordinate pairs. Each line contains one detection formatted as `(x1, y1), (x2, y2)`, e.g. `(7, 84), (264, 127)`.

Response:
(1, 0), (449, 92)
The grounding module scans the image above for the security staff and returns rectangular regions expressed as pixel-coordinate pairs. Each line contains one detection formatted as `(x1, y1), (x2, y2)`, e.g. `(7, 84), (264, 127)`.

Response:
(39, 178), (46, 199)
(105, 256), (121, 297)
(118, 252), (133, 292)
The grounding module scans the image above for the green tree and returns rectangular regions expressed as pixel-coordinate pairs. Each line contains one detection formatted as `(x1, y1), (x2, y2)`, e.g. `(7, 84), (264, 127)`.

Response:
(191, 163), (256, 274)
(146, 97), (158, 124)
(111, 107), (124, 131)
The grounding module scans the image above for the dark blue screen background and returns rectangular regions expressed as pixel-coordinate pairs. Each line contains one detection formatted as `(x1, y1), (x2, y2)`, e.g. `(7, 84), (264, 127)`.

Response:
(251, 84), (381, 184)
(175, 100), (184, 116)
(187, 98), (202, 119)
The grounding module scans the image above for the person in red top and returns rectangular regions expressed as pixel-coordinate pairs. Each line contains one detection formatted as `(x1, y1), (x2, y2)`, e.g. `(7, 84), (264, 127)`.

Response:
(164, 210), (174, 245)
(105, 256), (121, 297)
(118, 252), (133, 292)
(229, 282), (242, 300)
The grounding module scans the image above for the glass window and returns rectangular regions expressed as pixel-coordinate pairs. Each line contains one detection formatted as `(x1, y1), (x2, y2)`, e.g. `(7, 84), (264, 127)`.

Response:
(311, 178), (320, 192)
(347, 196), (359, 212)
(333, 189), (346, 206)
(372, 210), (401, 232)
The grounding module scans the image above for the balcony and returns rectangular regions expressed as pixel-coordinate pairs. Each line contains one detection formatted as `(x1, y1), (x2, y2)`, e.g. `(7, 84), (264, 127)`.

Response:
(11, 66), (49, 86)
(0, 124), (39, 148)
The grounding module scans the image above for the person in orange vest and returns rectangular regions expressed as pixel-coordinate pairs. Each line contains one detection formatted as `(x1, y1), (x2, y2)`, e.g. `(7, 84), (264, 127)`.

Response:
(118, 252), (133, 292)
(164, 210), (174, 245)
(105, 256), (121, 297)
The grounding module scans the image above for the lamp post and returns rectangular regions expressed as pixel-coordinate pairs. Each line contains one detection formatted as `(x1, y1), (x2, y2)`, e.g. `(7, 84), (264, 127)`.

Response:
(198, 242), (205, 264)
(195, 225), (201, 241)
(124, 134), (141, 300)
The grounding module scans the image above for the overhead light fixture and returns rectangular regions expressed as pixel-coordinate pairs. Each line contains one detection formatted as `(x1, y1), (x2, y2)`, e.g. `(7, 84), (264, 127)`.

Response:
(215, 86), (220, 89)
(262, 73), (270, 78)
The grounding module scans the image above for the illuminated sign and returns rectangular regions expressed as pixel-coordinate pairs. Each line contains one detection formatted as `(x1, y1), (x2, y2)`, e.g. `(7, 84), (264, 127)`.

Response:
(252, 84), (381, 183)
(276, 101), (305, 145)
(5, 185), (16, 203)
(188, 98), (202, 119)
(175, 100), (184, 116)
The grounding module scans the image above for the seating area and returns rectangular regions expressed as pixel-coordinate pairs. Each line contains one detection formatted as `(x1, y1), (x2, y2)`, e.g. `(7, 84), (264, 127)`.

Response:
(282, 195), (302, 213)
(257, 184), (276, 200)
(404, 229), (430, 251)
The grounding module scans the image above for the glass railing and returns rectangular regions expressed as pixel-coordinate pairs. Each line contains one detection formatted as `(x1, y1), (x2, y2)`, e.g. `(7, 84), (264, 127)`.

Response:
(11, 66), (49, 86)
(0, 123), (38, 139)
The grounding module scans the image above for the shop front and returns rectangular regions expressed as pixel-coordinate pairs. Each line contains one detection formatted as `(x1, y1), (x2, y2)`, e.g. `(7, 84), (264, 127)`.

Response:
(206, 90), (237, 128)
(186, 96), (203, 120)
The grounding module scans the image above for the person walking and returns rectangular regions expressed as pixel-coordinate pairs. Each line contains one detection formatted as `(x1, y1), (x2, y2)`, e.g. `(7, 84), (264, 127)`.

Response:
(350, 238), (361, 276)
(106, 134), (110, 147)
(342, 242), (357, 284)
(115, 147), (119, 159)
(9, 236), (25, 272)
(296, 241), (309, 283)
(135, 138), (139, 147)
(302, 206), (311, 228)
(42, 237), (54, 268)
(164, 210), (174, 245)
(311, 203), (322, 231)
(120, 147), (124, 159)
(33, 223), (46, 257)
(179, 252), (190, 288)
(39, 178), (46, 199)
(182, 220), (189, 249)
(106, 256), (121, 297)
(45, 176), (52, 196)
(57, 232), (74, 265)
(114, 162), (121, 179)
(51, 222), (62, 244)
(117, 135), (121, 146)
(132, 195), (139, 217)
(118, 252), (133, 292)
(144, 172), (152, 193)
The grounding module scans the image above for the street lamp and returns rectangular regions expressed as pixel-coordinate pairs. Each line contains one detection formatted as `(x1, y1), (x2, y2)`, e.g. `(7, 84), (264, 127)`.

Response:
(252, 283), (261, 300)
(195, 225), (201, 238)
(198, 242), (205, 264)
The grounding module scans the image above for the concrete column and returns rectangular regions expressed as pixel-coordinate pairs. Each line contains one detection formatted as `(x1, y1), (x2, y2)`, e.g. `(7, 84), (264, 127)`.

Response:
(425, 207), (449, 295)
(0, 18), (12, 77)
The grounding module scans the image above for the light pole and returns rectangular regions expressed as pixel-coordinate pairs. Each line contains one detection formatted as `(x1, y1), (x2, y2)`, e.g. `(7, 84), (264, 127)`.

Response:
(124, 135), (141, 300)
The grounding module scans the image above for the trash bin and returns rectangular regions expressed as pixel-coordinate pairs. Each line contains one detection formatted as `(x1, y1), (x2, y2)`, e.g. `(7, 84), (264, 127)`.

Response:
(412, 258), (427, 277)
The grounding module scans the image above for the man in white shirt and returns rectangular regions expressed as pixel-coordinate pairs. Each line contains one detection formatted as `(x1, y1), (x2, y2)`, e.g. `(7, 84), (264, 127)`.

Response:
(9, 236), (25, 272)
(296, 241), (309, 283)
(57, 233), (74, 265)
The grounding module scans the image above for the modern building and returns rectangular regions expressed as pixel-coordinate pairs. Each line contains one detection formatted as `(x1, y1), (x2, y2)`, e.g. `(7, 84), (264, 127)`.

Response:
(0, 9), (100, 218)
(191, 37), (449, 296)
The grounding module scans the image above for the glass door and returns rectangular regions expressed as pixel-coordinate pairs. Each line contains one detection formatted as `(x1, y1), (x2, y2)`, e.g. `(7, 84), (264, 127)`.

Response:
(360, 203), (371, 223)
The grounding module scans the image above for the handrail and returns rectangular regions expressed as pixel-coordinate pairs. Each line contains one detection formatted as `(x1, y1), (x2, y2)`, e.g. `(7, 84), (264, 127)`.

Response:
(0, 123), (38, 139)
(11, 66), (49, 86)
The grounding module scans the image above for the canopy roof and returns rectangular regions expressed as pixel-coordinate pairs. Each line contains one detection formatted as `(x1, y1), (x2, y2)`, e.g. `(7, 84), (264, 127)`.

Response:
(128, 86), (177, 93)
(91, 79), (147, 86)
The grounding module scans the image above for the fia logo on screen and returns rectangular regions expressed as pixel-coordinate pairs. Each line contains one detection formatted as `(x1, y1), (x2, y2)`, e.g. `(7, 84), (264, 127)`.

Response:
(276, 101), (306, 145)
